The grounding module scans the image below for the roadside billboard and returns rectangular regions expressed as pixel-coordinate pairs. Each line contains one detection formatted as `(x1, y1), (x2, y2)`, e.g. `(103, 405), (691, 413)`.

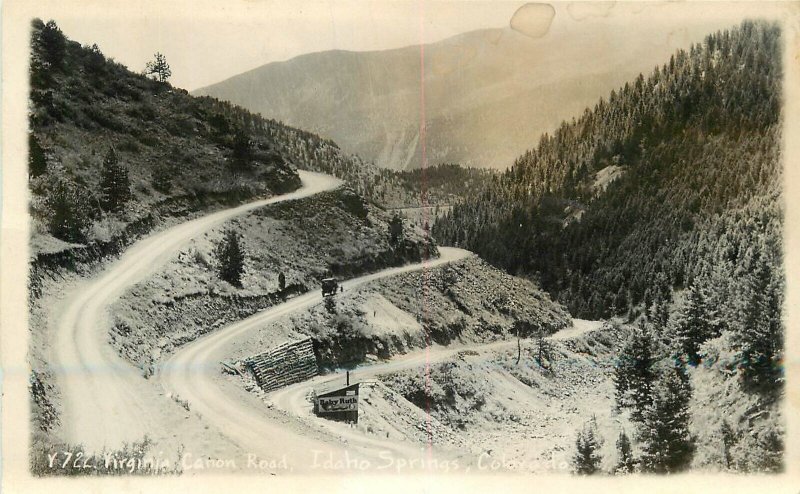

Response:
(314, 383), (359, 423)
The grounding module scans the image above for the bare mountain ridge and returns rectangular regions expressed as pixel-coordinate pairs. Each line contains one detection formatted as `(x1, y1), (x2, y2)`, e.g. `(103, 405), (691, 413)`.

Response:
(195, 23), (728, 170)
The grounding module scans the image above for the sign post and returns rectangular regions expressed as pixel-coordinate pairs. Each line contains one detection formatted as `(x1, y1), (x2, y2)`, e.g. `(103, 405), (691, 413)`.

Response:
(313, 382), (359, 423)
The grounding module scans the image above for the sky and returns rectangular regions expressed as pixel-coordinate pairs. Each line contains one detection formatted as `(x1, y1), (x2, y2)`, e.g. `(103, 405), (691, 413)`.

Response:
(32, 1), (789, 91)
(46, 0), (522, 91)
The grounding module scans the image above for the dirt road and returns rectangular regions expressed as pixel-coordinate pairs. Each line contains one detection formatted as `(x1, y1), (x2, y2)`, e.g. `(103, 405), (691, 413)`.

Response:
(52, 171), (342, 451)
(160, 247), (474, 472)
(162, 266), (599, 473)
(266, 319), (603, 462)
(51, 163), (594, 471)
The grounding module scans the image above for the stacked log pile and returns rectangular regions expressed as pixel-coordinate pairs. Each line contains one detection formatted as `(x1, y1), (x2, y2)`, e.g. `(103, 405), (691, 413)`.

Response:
(243, 338), (318, 392)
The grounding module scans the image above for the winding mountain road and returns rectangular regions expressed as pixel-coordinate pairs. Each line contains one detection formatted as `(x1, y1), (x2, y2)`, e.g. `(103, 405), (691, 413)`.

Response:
(52, 165), (479, 470)
(53, 170), (342, 451)
(52, 165), (584, 472)
(160, 246), (473, 471)
(265, 319), (602, 464)
(160, 252), (599, 472)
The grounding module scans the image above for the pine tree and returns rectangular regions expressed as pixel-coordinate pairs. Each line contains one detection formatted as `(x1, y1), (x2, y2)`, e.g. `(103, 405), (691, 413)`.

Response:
(614, 323), (657, 423)
(672, 278), (713, 365)
(720, 419), (736, 470)
(85, 43), (106, 84)
(639, 361), (695, 473)
(144, 52), (171, 82)
(648, 273), (672, 328)
(536, 330), (553, 370)
(29, 133), (47, 178)
(572, 419), (603, 475)
(215, 230), (246, 287)
(734, 254), (783, 391)
(614, 430), (636, 474)
(99, 147), (131, 212)
(389, 215), (403, 245)
(39, 20), (66, 69)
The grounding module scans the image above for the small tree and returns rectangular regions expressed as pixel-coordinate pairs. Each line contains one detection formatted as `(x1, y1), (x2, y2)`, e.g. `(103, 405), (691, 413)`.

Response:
(648, 273), (672, 328)
(47, 180), (93, 242)
(511, 319), (533, 364)
(230, 127), (252, 172)
(39, 20), (66, 69)
(639, 361), (695, 473)
(614, 430), (636, 474)
(324, 296), (336, 314)
(389, 214), (403, 245)
(672, 279), (713, 366)
(99, 147), (131, 212)
(720, 419), (736, 470)
(209, 113), (231, 139)
(614, 323), (657, 423)
(535, 330), (553, 370)
(29, 133), (47, 178)
(215, 230), (245, 287)
(85, 43), (106, 82)
(572, 419), (603, 475)
(278, 272), (286, 291)
(734, 256), (783, 391)
(144, 52), (171, 83)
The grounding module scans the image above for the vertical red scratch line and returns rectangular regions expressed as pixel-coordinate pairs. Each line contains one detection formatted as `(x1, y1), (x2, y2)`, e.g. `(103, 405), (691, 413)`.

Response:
(418, 0), (432, 465)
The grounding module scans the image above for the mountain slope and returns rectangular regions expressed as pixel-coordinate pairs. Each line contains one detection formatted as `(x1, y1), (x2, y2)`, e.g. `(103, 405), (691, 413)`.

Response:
(28, 19), (303, 254)
(195, 23), (736, 170)
(27, 19), (421, 281)
(434, 20), (781, 319)
(433, 20), (784, 470)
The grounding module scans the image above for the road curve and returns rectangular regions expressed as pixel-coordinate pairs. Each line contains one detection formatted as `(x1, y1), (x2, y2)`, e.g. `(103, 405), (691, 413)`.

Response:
(267, 338), (518, 462)
(160, 247), (474, 471)
(268, 320), (601, 436)
(52, 171), (343, 452)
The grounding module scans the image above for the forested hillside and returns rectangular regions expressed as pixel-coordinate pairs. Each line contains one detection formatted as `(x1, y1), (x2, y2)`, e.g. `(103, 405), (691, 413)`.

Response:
(379, 164), (495, 208)
(255, 121), (493, 209)
(434, 20), (782, 321)
(435, 21), (784, 471)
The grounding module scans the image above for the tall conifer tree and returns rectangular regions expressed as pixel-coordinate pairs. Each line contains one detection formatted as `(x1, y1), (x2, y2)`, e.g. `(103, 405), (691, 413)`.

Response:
(99, 146), (131, 212)
(639, 361), (694, 473)
(672, 279), (713, 365)
(614, 323), (657, 423)
(215, 230), (246, 287)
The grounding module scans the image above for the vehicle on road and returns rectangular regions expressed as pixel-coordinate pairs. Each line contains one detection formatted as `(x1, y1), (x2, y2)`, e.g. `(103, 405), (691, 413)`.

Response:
(321, 278), (339, 297)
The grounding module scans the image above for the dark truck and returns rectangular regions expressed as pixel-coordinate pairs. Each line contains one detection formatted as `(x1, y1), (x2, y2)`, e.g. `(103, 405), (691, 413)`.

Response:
(321, 278), (339, 297)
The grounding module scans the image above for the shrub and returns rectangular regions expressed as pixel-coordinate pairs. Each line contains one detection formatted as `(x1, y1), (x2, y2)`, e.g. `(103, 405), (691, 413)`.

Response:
(46, 179), (96, 242)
